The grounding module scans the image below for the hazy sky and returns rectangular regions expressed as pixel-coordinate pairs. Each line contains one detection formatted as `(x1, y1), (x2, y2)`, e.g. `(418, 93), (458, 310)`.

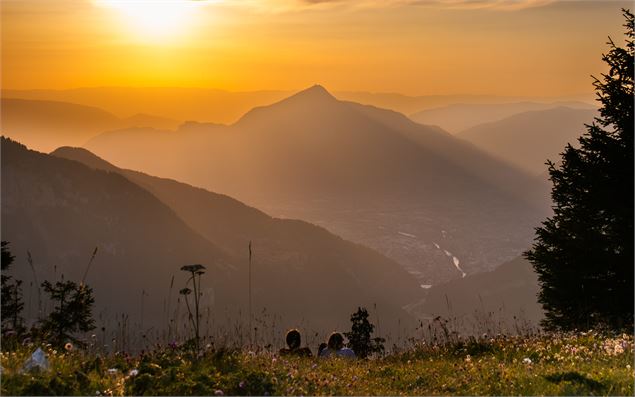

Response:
(1, 0), (630, 96)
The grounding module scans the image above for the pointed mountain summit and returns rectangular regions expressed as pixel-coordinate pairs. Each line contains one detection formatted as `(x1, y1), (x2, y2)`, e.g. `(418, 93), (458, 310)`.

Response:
(289, 84), (336, 101)
(236, 84), (339, 126)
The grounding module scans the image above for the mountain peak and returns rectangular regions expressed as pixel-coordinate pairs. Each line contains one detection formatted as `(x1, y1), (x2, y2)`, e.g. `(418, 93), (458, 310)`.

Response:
(235, 84), (339, 125)
(51, 146), (119, 172)
(289, 84), (336, 102)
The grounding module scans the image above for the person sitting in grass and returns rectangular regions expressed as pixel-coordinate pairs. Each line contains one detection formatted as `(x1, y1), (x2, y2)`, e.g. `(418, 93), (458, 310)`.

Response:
(279, 329), (313, 357)
(319, 332), (356, 358)
(317, 342), (328, 356)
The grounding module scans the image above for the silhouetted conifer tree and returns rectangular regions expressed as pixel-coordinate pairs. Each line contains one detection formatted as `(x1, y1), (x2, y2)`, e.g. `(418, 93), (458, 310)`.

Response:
(345, 307), (385, 358)
(525, 9), (634, 331)
(1, 241), (25, 335)
(40, 279), (96, 346)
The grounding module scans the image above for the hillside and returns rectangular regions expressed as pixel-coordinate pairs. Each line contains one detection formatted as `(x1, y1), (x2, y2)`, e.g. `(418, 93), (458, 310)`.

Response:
(1, 137), (232, 332)
(410, 257), (543, 330)
(0, 98), (121, 152)
(456, 107), (596, 175)
(1, 88), (289, 126)
(0, 98), (182, 152)
(2, 137), (420, 341)
(84, 85), (550, 284)
(51, 145), (422, 324)
(410, 101), (595, 133)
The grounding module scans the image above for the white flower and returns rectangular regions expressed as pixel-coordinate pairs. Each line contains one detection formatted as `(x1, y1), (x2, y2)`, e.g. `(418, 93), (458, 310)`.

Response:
(107, 368), (118, 375)
(128, 369), (139, 377)
(522, 357), (532, 365)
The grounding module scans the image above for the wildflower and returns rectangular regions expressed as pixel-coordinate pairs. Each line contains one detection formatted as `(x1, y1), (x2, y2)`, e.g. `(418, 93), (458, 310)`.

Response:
(107, 368), (118, 375)
(181, 264), (206, 274)
(239, 381), (246, 389)
(128, 369), (139, 377)
(465, 355), (471, 363)
(627, 364), (631, 370)
(64, 342), (74, 352)
(522, 358), (532, 365)
(214, 390), (224, 396)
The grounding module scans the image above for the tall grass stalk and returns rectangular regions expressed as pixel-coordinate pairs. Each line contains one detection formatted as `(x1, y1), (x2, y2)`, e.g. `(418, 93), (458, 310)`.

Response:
(81, 246), (98, 284)
(26, 251), (42, 317)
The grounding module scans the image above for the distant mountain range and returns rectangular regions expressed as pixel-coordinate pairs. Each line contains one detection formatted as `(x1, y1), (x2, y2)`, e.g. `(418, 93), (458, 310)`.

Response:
(456, 107), (597, 175)
(1, 98), (181, 152)
(410, 101), (595, 133)
(82, 85), (550, 285)
(2, 137), (420, 344)
(3, 86), (593, 126)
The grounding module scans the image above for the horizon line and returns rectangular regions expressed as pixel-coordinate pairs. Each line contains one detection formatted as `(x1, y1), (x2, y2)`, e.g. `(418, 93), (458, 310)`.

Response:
(0, 85), (595, 100)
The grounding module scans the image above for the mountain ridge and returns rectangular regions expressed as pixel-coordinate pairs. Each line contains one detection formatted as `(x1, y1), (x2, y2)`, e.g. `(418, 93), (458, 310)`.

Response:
(84, 85), (549, 285)
(28, 140), (421, 336)
(456, 106), (596, 175)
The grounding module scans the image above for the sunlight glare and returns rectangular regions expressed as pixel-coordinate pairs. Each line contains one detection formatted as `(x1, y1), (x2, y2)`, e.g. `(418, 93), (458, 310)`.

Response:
(96, 0), (202, 42)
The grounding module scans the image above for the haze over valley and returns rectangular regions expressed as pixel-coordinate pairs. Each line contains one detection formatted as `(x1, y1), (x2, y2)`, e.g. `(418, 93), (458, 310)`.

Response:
(0, 81), (610, 333)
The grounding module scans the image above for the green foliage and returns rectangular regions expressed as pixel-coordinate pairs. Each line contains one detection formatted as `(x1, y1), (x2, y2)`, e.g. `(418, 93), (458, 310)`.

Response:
(525, 9), (634, 331)
(1, 331), (633, 396)
(40, 279), (96, 346)
(344, 307), (385, 358)
(1, 241), (25, 335)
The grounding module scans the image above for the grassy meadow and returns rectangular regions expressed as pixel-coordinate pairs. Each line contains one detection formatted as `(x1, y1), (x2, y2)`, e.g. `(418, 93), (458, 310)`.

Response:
(1, 330), (633, 396)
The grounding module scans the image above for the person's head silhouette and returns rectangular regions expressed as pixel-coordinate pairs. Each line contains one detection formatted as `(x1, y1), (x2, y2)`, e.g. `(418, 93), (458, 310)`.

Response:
(327, 332), (344, 350)
(286, 329), (301, 350)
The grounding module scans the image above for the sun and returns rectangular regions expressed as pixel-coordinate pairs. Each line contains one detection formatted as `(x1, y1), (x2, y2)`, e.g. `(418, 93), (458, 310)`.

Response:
(96, 0), (201, 42)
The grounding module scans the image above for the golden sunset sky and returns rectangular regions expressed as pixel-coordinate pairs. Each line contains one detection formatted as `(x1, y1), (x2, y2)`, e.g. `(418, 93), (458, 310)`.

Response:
(1, 0), (630, 96)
